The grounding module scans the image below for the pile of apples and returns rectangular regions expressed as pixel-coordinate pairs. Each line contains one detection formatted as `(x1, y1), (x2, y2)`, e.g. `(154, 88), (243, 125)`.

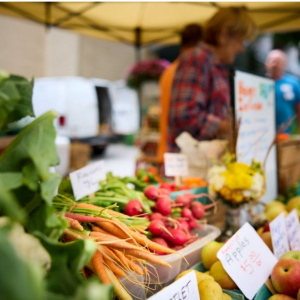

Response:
(200, 241), (238, 290)
(264, 197), (300, 222)
(268, 250), (300, 300)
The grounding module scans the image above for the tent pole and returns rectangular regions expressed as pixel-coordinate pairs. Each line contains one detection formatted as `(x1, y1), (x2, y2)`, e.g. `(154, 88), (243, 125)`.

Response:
(135, 27), (142, 62)
(135, 27), (143, 127)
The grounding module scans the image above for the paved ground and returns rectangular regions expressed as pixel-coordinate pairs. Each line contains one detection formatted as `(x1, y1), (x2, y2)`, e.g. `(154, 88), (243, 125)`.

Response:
(91, 144), (139, 177)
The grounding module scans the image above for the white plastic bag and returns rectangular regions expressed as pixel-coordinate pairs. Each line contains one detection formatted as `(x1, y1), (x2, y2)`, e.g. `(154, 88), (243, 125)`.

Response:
(175, 132), (228, 179)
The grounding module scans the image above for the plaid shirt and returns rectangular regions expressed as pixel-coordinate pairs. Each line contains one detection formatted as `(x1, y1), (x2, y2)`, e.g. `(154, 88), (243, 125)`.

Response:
(167, 43), (230, 152)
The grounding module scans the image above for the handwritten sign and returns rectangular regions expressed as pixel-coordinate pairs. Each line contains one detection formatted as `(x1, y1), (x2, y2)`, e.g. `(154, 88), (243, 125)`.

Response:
(217, 222), (277, 300)
(70, 161), (105, 200)
(286, 209), (300, 250)
(164, 153), (188, 177)
(147, 271), (200, 300)
(270, 212), (290, 258)
(234, 71), (277, 202)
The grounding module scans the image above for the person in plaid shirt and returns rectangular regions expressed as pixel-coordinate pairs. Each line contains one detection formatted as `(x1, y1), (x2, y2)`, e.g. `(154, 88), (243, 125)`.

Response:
(167, 7), (257, 152)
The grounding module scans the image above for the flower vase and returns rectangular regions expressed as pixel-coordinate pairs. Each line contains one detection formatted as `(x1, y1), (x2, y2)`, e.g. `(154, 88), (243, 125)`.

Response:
(224, 204), (251, 237)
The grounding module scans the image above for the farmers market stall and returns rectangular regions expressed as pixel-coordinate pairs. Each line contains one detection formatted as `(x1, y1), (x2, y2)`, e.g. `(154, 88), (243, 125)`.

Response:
(1, 69), (300, 300)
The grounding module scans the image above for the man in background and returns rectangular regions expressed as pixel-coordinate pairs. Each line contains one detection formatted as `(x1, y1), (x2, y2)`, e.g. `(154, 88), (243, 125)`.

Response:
(265, 49), (300, 133)
(157, 24), (202, 161)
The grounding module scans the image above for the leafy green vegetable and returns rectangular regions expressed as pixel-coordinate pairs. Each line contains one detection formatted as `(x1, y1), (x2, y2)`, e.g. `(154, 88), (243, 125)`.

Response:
(0, 110), (61, 204)
(0, 227), (46, 300)
(0, 71), (34, 133)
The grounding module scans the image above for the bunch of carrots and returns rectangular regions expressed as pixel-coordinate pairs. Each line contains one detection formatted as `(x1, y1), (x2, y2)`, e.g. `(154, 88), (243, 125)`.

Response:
(54, 195), (177, 300)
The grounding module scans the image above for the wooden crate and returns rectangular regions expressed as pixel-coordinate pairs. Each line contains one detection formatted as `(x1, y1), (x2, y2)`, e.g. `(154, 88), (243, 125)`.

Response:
(69, 142), (91, 171)
(277, 138), (300, 193)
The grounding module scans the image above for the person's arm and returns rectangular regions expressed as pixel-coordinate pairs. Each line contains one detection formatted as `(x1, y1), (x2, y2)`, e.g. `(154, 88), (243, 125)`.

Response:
(199, 67), (231, 139)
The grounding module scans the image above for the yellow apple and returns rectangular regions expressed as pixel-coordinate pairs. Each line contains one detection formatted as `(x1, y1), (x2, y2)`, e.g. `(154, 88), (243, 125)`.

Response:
(265, 201), (286, 213)
(223, 293), (233, 300)
(280, 250), (300, 261)
(201, 241), (224, 270)
(268, 295), (297, 300)
(259, 231), (273, 252)
(287, 196), (300, 219)
(198, 279), (223, 300)
(265, 206), (288, 222)
(297, 288), (300, 300)
(209, 260), (238, 290)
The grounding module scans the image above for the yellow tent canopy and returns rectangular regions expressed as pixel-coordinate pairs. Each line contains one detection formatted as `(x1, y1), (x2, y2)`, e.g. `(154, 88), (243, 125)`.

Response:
(1, 2), (300, 47)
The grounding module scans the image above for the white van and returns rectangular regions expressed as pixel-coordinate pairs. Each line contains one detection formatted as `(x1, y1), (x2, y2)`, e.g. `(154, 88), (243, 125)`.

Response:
(31, 76), (140, 152)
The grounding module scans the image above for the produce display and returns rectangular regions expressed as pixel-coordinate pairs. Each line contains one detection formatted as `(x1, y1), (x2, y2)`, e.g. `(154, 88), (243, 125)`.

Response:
(2, 70), (300, 300)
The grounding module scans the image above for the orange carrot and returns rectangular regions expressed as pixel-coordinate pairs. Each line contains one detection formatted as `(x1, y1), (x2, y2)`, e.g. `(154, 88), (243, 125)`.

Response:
(92, 250), (110, 284)
(65, 216), (84, 231)
(90, 231), (143, 251)
(124, 256), (144, 275)
(102, 246), (121, 263)
(92, 226), (110, 235)
(112, 249), (130, 270)
(112, 218), (176, 254)
(123, 249), (171, 268)
(103, 256), (127, 278)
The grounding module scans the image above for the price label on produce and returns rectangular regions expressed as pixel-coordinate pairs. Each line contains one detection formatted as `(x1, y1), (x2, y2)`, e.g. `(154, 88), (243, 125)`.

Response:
(69, 160), (105, 200)
(164, 153), (188, 177)
(217, 222), (278, 300)
(285, 209), (300, 250)
(147, 271), (200, 300)
(270, 212), (290, 259)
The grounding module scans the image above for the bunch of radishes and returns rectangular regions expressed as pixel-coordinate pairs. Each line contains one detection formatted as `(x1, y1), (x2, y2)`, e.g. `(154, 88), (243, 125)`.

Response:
(143, 185), (217, 254)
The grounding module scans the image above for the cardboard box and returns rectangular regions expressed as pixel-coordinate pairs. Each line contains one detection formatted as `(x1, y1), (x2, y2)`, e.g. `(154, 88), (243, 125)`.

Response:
(277, 138), (300, 194)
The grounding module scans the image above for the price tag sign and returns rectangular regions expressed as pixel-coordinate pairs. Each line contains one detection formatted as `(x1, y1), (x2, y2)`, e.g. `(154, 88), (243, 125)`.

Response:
(147, 271), (200, 300)
(70, 160), (105, 200)
(217, 222), (277, 300)
(270, 212), (290, 259)
(164, 153), (188, 177)
(286, 209), (300, 250)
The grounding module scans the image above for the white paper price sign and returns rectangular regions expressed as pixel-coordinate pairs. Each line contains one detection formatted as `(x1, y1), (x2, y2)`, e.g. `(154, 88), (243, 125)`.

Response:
(147, 271), (200, 300)
(270, 212), (290, 259)
(286, 209), (300, 250)
(217, 222), (278, 300)
(69, 161), (105, 200)
(164, 153), (188, 177)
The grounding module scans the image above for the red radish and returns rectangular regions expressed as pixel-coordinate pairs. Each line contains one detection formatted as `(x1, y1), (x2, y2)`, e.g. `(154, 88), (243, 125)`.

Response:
(181, 208), (193, 220)
(142, 214), (151, 220)
(188, 218), (200, 230)
(165, 228), (190, 246)
(159, 188), (170, 196)
(125, 199), (143, 216)
(175, 194), (194, 208)
(151, 238), (169, 255)
(173, 245), (184, 251)
(156, 197), (172, 216)
(144, 185), (160, 201)
(177, 220), (189, 232)
(148, 219), (166, 236)
(151, 212), (163, 220)
(190, 202), (205, 220)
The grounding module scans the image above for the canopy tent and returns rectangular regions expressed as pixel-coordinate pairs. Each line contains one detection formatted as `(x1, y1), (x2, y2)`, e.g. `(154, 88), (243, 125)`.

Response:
(1, 2), (300, 59)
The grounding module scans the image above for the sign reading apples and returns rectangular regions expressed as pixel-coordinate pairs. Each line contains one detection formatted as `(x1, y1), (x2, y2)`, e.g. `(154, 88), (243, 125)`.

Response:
(217, 222), (278, 300)
(285, 209), (300, 250)
(270, 212), (290, 259)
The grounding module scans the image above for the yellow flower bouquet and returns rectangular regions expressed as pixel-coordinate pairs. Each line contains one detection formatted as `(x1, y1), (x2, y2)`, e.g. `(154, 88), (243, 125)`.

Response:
(208, 154), (265, 207)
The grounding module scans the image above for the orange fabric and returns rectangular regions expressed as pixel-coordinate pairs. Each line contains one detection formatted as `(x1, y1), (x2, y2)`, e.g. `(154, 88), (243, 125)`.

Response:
(157, 60), (179, 161)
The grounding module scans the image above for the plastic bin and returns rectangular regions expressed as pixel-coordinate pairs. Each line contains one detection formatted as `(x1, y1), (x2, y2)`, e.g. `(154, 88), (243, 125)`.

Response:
(147, 224), (221, 284)
(170, 186), (208, 200)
